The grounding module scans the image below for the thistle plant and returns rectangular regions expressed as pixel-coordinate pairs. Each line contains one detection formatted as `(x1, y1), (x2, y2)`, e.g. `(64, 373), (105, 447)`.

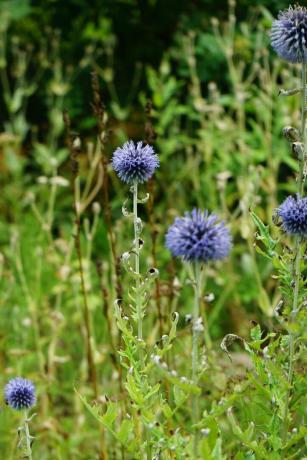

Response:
(81, 140), (206, 458)
(5, 378), (36, 459)
(270, 3), (307, 442)
(271, 5), (307, 64)
(277, 195), (307, 236)
(166, 208), (231, 455)
(217, 5), (307, 457)
(112, 140), (159, 340)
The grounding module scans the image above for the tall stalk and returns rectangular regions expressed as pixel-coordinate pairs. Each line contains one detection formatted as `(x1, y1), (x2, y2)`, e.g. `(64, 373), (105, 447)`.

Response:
(133, 181), (142, 341)
(63, 110), (98, 398)
(23, 411), (33, 460)
(73, 172), (98, 398)
(192, 261), (201, 456)
(282, 62), (306, 442)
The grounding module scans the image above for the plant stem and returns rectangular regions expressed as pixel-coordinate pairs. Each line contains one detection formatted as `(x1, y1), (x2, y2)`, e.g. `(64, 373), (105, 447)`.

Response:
(298, 62), (306, 196)
(282, 62), (306, 443)
(192, 261), (201, 457)
(23, 411), (33, 460)
(133, 181), (142, 341)
(147, 178), (163, 337)
(73, 178), (98, 398)
(192, 262), (200, 382)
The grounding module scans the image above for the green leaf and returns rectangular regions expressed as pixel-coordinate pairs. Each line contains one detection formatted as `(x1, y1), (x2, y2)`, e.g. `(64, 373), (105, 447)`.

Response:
(162, 403), (173, 419)
(250, 324), (262, 341)
(125, 373), (144, 405)
(212, 438), (226, 460)
(102, 401), (119, 430)
(258, 288), (273, 317)
(173, 385), (187, 407)
(144, 383), (160, 401)
(117, 419), (134, 444)
(243, 422), (255, 442)
(77, 391), (104, 424)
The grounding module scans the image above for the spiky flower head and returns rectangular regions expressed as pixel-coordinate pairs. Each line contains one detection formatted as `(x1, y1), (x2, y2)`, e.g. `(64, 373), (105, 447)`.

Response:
(5, 377), (36, 410)
(111, 141), (159, 184)
(165, 209), (232, 263)
(277, 195), (307, 236)
(270, 5), (307, 63)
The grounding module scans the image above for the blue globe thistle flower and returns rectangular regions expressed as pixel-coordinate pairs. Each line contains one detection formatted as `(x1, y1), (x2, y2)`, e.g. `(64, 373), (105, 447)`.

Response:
(270, 5), (307, 63)
(111, 141), (159, 184)
(277, 195), (307, 236)
(5, 378), (36, 410)
(165, 209), (232, 263)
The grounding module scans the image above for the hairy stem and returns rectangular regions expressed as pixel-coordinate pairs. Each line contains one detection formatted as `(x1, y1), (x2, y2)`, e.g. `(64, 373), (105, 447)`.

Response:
(282, 62), (306, 443)
(298, 62), (306, 196)
(192, 261), (201, 456)
(133, 181), (142, 341)
(23, 411), (33, 460)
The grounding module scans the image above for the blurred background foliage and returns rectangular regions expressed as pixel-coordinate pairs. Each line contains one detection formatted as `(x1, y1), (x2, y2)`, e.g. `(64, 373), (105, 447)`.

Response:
(0, 0), (305, 457)
(0, 0), (301, 344)
(0, 0), (290, 131)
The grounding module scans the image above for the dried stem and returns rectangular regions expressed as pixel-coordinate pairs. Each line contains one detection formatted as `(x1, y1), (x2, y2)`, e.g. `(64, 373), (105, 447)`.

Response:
(91, 69), (122, 300)
(72, 159), (98, 398)
(63, 110), (97, 398)
(96, 260), (124, 394)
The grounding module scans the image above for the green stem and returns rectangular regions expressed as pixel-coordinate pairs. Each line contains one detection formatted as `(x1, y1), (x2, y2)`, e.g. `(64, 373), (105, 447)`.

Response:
(23, 411), (33, 460)
(192, 262), (201, 381)
(282, 62), (306, 443)
(192, 261), (201, 457)
(133, 181), (142, 341)
(200, 267), (212, 351)
(298, 62), (306, 196)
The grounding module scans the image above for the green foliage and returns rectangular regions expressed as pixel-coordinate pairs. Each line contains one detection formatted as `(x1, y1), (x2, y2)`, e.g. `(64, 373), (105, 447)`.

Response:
(217, 324), (307, 458)
(0, 1), (306, 458)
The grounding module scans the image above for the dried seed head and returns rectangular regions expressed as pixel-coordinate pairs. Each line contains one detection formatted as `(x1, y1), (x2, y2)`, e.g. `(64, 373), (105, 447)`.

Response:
(282, 126), (300, 143)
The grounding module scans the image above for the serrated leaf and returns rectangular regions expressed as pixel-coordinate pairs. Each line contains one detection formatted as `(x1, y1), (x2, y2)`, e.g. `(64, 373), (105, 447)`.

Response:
(125, 373), (144, 405)
(117, 419), (134, 443)
(212, 438), (226, 460)
(243, 422), (255, 442)
(102, 401), (119, 430)
(144, 383), (160, 400)
(162, 403), (173, 419)
(250, 324), (262, 341)
(173, 385), (187, 407)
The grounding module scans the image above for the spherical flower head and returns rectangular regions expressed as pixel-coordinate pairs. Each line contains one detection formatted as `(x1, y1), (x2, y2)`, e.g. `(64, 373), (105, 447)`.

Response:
(277, 195), (307, 236)
(270, 5), (307, 63)
(111, 140), (159, 184)
(165, 209), (232, 263)
(5, 377), (36, 410)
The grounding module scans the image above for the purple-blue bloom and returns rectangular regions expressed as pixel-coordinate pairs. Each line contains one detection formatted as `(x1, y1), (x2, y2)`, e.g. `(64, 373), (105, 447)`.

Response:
(277, 195), (307, 236)
(166, 209), (232, 263)
(270, 5), (307, 63)
(111, 140), (159, 184)
(5, 377), (36, 410)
